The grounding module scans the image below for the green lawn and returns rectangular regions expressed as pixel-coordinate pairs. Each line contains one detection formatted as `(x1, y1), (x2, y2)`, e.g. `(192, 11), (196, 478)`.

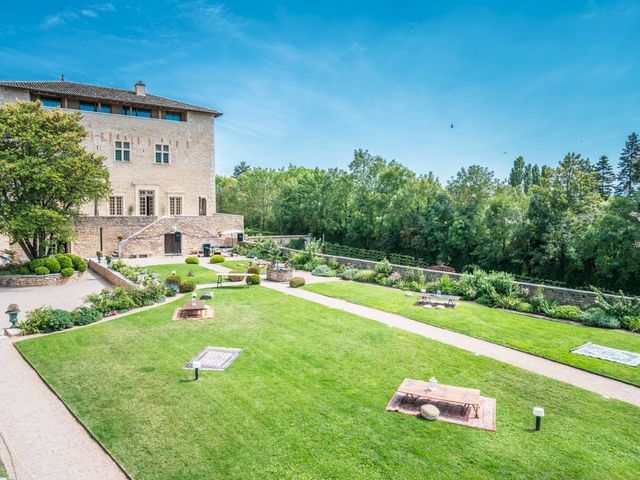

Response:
(16, 287), (640, 479)
(0, 459), (6, 478)
(221, 259), (267, 273)
(144, 263), (221, 284)
(304, 281), (640, 385)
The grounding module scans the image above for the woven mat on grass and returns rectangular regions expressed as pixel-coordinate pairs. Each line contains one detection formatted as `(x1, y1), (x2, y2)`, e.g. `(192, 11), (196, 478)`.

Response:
(386, 390), (496, 431)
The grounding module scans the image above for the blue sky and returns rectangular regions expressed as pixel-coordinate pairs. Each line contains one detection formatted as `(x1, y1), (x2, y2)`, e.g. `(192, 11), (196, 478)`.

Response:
(1, 1), (639, 180)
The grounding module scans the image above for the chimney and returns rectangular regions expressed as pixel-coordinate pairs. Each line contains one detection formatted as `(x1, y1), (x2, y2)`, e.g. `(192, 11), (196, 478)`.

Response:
(134, 81), (146, 96)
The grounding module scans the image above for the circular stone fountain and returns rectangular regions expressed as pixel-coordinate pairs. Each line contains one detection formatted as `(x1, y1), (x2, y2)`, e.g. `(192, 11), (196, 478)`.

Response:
(266, 262), (293, 282)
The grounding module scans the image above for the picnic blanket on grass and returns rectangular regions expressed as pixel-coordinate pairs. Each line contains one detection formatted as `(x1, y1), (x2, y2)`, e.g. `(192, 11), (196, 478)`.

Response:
(571, 342), (640, 367)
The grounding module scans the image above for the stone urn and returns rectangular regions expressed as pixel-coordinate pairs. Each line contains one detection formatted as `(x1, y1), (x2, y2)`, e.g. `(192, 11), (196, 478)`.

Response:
(5, 303), (20, 328)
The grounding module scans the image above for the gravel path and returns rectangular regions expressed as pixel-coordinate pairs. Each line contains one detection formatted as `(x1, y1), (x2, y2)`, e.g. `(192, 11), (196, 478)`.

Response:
(0, 339), (128, 480)
(263, 280), (640, 407)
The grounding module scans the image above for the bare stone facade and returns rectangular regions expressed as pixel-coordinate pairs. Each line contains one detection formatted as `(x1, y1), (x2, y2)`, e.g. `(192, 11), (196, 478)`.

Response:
(0, 81), (244, 259)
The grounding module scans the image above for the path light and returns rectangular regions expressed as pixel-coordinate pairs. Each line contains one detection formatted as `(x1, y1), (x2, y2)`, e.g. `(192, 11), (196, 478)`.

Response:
(193, 361), (202, 381)
(429, 377), (438, 391)
(191, 292), (197, 306)
(533, 407), (545, 431)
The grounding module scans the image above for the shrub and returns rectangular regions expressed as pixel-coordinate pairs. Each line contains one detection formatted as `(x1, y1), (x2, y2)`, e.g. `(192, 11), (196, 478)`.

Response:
(354, 269), (377, 282)
(247, 265), (261, 274)
(55, 254), (73, 269)
(164, 284), (179, 297)
(579, 308), (621, 329)
(185, 256), (199, 265)
(550, 305), (582, 321)
(179, 280), (196, 293)
(289, 252), (309, 269)
(68, 254), (84, 269)
(289, 277), (306, 288)
(18, 307), (53, 334)
(311, 264), (336, 277)
(86, 287), (136, 314)
(287, 238), (306, 250)
(76, 260), (88, 272)
(374, 258), (393, 277)
(60, 267), (75, 278)
(165, 274), (182, 286)
(303, 257), (325, 271)
(34, 266), (50, 275)
(246, 274), (261, 285)
(29, 258), (46, 272)
(529, 288), (556, 316)
(44, 309), (74, 331)
(130, 283), (166, 306)
(621, 316), (640, 332)
(341, 267), (358, 280)
(209, 254), (225, 264)
(18, 266), (30, 275)
(71, 307), (103, 326)
(227, 274), (244, 282)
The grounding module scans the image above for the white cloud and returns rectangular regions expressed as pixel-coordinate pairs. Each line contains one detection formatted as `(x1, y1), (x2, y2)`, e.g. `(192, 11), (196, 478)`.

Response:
(39, 3), (115, 29)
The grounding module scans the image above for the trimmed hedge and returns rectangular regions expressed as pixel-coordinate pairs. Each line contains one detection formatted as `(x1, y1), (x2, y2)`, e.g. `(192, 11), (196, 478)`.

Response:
(34, 266), (50, 275)
(289, 277), (306, 288)
(185, 257), (200, 265)
(60, 267), (75, 278)
(179, 280), (196, 293)
(209, 255), (225, 263)
(246, 274), (261, 285)
(247, 265), (261, 274)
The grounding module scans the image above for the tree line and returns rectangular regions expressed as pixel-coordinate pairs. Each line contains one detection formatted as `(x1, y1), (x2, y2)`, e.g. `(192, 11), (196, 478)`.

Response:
(217, 133), (640, 293)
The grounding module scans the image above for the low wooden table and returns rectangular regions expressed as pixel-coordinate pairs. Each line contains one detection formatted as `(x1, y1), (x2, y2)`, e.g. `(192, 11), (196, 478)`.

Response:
(418, 292), (461, 308)
(182, 300), (208, 318)
(396, 378), (481, 418)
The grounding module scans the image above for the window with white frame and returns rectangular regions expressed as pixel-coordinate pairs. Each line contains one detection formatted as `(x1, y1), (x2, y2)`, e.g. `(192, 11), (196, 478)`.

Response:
(109, 196), (123, 215)
(115, 141), (131, 161)
(155, 144), (170, 164)
(169, 196), (182, 216)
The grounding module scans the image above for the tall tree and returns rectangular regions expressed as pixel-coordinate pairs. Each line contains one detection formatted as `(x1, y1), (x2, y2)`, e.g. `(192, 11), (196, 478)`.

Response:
(232, 161), (251, 178)
(523, 163), (533, 193)
(0, 101), (110, 259)
(616, 132), (640, 196)
(508, 156), (525, 188)
(594, 155), (615, 198)
(531, 164), (541, 186)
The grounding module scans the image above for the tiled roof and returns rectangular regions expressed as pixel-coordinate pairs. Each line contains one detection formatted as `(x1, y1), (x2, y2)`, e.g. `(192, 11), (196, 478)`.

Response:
(0, 80), (222, 116)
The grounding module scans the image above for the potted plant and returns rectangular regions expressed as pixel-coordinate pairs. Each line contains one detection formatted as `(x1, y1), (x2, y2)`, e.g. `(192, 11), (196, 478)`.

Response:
(5, 303), (20, 329)
(106, 254), (112, 266)
(117, 234), (123, 242)
(96, 250), (103, 262)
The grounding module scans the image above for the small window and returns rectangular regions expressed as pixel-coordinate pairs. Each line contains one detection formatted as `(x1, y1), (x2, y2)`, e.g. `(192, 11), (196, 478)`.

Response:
(41, 97), (61, 108)
(137, 109), (151, 118)
(155, 144), (170, 164)
(199, 197), (207, 216)
(100, 104), (112, 113)
(169, 196), (182, 216)
(165, 111), (182, 121)
(122, 107), (151, 117)
(115, 141), (131, 162)
(109, 196), (123, 216)
(79, 102), (97, 112)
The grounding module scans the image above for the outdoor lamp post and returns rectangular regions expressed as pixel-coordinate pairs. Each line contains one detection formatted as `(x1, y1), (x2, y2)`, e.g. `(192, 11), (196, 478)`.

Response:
(192, 361), (202, 381)
(429, 377), (438, 391)
(191, 292), (197, 306)
(533, 407), (545, 431)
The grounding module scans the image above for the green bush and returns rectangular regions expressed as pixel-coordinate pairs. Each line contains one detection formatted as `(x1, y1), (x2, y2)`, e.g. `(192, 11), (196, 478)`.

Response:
(43, 257), (61, 273)
(289, 252), (309, 269)
(247, 265), (261, 274)
(86, 287), (136, 314)
(129, 283), (166, 306)
(29, 258), (46, 272)
(18, 307), (53, 334)
(164, 284), (179, 297)
(34, 266), (50, 275)
(341, 267), (358, 280)
(68, 254), (84, 269)
(76, 260), (88, 272)
(289, 277), (306, 288)
(60, 267), (75, 278)
(55, 254), (73, 269)
(18, 266), (30, 275)
(374, 258), (393, 277)
(165, 274), (182, 285)
(621, 316), (640, 332)
(579, 308), (621, 329)
(227, 274), (244, 282)
(71, 307), (103, 326)
(354, 269), (377, 282)
(209, 254), (225, 263)
(185, 256), (199, 265)
(311, 264), (336, 277)
(45, 309), (74, 331)
(287, 238), (306, 250)
(246, 274), (261, 285)
(179, 280), (196, 293)
(550, 305), (582, 321)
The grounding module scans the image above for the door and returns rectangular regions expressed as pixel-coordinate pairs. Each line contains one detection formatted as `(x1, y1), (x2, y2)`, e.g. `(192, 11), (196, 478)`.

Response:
(164, 232), (182, 255)
(139, 190), (155, 216)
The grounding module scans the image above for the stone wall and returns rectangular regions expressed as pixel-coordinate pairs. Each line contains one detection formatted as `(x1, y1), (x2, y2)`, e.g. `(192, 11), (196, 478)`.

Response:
(0, 271), (87, 288)
(73, 216), (153, 258)
(246, 234), (312, 245)
(87, 260), (137, 290)
(277, 247), (628, 308)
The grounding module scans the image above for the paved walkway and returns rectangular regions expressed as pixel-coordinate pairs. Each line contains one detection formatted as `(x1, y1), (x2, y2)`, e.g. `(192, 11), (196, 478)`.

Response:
(0, 338), (127, 480)
(262, 281), (640, 407)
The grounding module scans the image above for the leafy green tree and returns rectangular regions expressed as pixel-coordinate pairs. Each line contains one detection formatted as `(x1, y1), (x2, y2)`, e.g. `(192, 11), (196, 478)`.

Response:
(594, 155), (615, 198)
(0, 101), (110, 259)
(523, 163), (533, 193)
(531, 164), (541, 186)
(616, 132), (640, 196)
(232, 161), (251, 178)
(508, 156), (525, 188)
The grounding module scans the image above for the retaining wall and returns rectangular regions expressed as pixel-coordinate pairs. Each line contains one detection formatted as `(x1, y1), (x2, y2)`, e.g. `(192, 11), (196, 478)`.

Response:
(277, 247), (625, 308)
(246, 234), (312, 245)
(0, 271), (86, 288)
(87, 259), (138, 290)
